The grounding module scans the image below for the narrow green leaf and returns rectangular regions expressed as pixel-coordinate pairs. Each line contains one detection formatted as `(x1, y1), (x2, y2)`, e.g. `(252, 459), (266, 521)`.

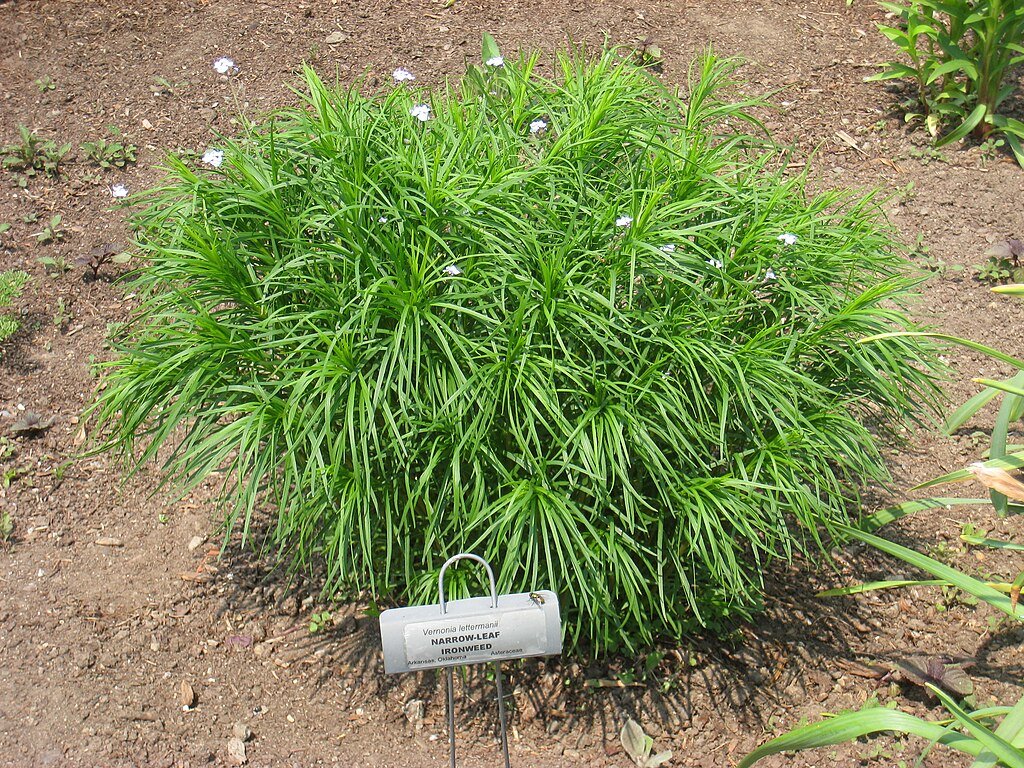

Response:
(839, 525), (1024, 620)
(739, 708), (987, 768)
(935, 104), (988, 148)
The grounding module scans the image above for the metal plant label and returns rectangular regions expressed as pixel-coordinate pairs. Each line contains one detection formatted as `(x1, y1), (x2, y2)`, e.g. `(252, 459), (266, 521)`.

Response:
(381, 591), (560, 673)
(378, 553), (561, 768)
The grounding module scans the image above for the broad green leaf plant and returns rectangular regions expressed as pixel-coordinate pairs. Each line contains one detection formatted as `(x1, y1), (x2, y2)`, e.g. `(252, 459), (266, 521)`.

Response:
(869, 0), (1024, 164)
(92, 40), (943, 654)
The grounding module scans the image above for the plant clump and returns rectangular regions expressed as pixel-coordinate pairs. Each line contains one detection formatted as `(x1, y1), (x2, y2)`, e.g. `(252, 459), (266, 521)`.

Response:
(93, 44), (943, 654)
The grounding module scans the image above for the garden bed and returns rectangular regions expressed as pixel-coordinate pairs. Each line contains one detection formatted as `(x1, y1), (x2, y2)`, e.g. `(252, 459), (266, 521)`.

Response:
(1, 1), (1023, 766)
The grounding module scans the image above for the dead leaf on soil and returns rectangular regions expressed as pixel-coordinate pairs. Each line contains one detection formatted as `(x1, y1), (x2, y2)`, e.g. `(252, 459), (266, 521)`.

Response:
(985, 239), (1024, 261)
(179, 571), (213, 583)
(179, 680), (197, 710)
(967, 462), (1024, 502)
(896, 655), (974, 697)
(10, 412), (54, 436)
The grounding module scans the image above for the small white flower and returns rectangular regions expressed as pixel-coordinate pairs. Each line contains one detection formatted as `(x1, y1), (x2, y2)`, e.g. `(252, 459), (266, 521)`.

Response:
(485, 56), (504, 68)
(111, 183), (128, 199)
(777, 233), (798, 246)
(212, 57), (237, 75)
(615, 215), (633, 228)
(410, 103), (431, 122)
(660, 244), (676, 253)
(393, 67), (415, 83)
(443, 264), (462, 276)
(529, 119), (547, 135)
(378, 216), (388, 224)
(706, 257), (723, 269)
(201, 148), (224, 168)
(764, 268), (777, 281)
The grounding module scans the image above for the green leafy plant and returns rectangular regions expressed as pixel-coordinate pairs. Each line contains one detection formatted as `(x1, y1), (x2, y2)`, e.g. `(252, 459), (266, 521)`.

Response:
(81, 127), (137, 170)
(0, 270), (28, 344)
(1, 125), (70, 186)
(0, 510), (12, 543)
(35, 214), (65, 245)
(37, 255), (71, 276)
(35, 76), (55, 93)
(90, 42), (943, 654)
(869, 0), (1024, 164)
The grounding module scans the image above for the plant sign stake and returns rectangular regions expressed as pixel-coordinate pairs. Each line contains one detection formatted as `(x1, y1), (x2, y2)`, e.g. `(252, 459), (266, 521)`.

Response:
(379, 553), (561, 768)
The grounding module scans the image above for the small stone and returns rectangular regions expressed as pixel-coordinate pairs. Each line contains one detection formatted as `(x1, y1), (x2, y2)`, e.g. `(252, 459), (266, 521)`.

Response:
(278, 595), (299, 617)
(95, 537), (123, 547)
(325, 31), (346, 44)
(227, 737), (247, 764)
(179, 681), (197, 710)
(188, 535), (206, 552)
(142, 118), (154, 130)
(231, 722), (252, 742)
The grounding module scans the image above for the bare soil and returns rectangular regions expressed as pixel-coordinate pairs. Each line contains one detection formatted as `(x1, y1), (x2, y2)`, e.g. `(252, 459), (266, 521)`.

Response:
(2, 1), (1024, 767)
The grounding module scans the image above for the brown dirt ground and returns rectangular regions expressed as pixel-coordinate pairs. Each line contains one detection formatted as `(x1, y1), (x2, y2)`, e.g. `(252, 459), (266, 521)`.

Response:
(2, 0), (1024, 766)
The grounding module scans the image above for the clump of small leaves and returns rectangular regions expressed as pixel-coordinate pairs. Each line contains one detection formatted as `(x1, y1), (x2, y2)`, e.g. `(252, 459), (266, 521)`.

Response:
(1, 125), (71, 186)
(308, 611), (332, 634)
(974, 239), (1024, 284)
(634, 36), (664, 69)
(35, 76), (55, 93)
(81, 127), (138, 170)
(35, 214), (65, 245)
(93, 42), (944, 654)
(0, 270), (28, 344)
(0, 316), (18, 343)
(0, 511), (13, 543)
(0, 270), (28, 307)
(75, 242), (130, 279)
(0, 222), (10, 248)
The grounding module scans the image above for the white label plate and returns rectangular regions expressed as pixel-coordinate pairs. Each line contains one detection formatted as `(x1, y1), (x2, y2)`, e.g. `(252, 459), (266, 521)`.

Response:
(379, 591), (561, 673)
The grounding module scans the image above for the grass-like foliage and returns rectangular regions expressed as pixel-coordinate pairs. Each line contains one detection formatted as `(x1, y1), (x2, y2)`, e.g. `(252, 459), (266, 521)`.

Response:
(92, 44), (943, 653)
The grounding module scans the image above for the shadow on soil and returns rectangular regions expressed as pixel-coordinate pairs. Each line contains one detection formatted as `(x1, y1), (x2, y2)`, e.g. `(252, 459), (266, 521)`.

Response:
(201, 508), (946, 753)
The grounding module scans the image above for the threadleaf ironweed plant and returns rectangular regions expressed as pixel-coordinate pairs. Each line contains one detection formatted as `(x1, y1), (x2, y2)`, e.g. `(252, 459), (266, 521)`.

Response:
(91, 43), (944, 654)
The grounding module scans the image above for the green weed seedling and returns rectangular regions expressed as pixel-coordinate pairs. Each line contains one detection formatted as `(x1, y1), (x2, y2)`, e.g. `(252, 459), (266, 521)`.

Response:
(35, 215), (65, 245)
(37, 255), (72, 276)
(81, 127), (137, 170)
(308, 611), (332, 634)
(35, 76), (55, 93)
(1, 125), (70, 186)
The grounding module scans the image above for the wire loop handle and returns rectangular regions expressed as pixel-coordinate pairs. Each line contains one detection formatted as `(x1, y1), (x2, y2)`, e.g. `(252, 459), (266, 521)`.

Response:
(438, 553), (498, 613)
